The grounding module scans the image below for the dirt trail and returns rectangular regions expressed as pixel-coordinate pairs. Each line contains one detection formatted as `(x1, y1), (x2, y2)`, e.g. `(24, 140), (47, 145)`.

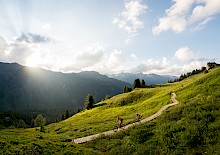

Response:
(73, 93), (179, 144)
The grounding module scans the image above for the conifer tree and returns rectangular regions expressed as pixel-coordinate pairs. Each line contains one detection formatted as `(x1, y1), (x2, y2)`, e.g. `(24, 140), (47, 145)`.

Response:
(84, 94), (95, 110)
(124, 86), (129, 93)
(65, 110), (70, 119)
(141, 79), (145, 87)
(61, 114), (65, 121)
(133, 79), (141, 89)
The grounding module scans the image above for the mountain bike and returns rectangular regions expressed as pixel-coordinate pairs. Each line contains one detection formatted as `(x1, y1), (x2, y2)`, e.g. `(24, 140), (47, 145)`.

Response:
(113, 125), (119, 132)
(113, 124), (125, 132)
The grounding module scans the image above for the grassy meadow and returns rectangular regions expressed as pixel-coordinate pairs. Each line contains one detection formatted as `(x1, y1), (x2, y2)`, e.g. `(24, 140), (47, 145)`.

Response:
(0, 67), (220, 154)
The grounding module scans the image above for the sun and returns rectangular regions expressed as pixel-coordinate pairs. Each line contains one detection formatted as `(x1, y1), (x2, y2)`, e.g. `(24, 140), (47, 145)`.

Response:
(26, 54), (42, 68)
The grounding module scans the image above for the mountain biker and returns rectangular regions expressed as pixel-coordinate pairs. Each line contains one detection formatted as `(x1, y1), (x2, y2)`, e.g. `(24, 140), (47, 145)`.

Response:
(117, 117), (123, 128)
(136, 113), (141, 122)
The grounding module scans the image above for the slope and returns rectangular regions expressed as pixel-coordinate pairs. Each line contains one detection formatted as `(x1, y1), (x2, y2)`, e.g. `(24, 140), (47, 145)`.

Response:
(73, 93), (179, 144)
(81, 67), (220, 154)
(0, 62), (130, 123)
(0, 67), (219, 154)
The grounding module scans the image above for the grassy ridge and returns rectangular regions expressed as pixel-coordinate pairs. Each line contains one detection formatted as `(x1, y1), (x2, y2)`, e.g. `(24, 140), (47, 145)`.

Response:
(47, 86), (173, 139)
(0, 67), (220, 154)
(81, 67), (220, 154)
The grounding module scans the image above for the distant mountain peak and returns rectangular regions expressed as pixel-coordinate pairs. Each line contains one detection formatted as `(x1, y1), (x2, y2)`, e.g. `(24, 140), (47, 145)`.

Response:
(108, 72), (177, 84)
(0, 62), (130, 115)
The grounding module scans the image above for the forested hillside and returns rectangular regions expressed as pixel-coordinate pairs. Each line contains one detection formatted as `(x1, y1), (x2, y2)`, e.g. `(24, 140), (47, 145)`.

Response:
(0, 62), (130, 123)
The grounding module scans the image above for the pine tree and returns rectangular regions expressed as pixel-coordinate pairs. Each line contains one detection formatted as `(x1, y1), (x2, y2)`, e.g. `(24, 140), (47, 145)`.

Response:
(65, 110), (70, 119)
(77, 109), (81, 113)
(141, 79), (145, 87)
(55, 118), (59, 123)
(124, 86), (129, 93)
(84, 94), (95, 110)
(61, 114), (65, 121)
(133, 79), (141, 89)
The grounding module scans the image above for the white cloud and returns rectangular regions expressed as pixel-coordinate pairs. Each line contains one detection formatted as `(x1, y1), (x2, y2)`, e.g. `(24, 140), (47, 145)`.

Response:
(8, 42), (55, 69)
(0, 34), (127, 74)
(175, 47), (194, 61)
(191, 17), (214, 31)
(130, 57), (170, 73)
(9, 43), (35, 64)
(167, 0), (194, 16)
(0, 33), (216, 76)
(82, 50), (128, 74)
(124, 33), (138, 43)
(130, 57), (205, 76)
(129, 46), (215, 76)
(182, 61), (203, 71)
(188, 0), (220, 24)
(0, 34), (55, 68)
(53, 44), (105, 72)
(130, 53), (138, 60)
(152, 16), (187, 35)
(0, 36), (28, 64)
(16, 33), (52, 43)
(107, 50), (126, 69)
(162, 57), (170, 66)
(152, 0), (193, 35)
(73, 44), (104, 68)
(52, 46), (127, 74)
(0, 36), (10, 59)
(86, 50), (125, 73)
(113, 0), (147, 41)
(153, 0), (220, 35)
(173, 46), (217, 74)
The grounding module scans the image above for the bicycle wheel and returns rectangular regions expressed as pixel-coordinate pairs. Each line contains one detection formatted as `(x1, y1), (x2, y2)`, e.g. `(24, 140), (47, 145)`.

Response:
(113, 126), (118, 132)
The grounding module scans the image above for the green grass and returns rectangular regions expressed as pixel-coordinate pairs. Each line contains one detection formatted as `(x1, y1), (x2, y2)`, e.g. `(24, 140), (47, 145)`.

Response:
(0, 67), (220, 154)
(81, 67), (220, 155)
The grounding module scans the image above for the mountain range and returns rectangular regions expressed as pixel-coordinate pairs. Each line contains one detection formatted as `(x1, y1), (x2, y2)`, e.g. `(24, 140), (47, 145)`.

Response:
(0, 62), (177, 123)
(109, 72), (177, 84)
(0, 62), (130, 119)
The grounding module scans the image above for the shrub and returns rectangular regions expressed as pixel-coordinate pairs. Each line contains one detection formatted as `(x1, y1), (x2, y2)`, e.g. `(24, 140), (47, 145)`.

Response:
(34, 114), (46, 132)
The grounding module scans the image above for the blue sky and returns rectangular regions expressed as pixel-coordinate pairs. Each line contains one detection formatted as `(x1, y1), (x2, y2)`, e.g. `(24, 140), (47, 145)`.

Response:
(0, 0), (220, 75)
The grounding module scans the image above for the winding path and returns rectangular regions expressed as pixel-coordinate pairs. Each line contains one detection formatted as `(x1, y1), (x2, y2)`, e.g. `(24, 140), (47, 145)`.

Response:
(73, 93), (179, 144)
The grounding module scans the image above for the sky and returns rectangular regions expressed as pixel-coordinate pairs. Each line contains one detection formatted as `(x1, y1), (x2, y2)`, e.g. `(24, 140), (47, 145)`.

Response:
(0, 0), (220, 76)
